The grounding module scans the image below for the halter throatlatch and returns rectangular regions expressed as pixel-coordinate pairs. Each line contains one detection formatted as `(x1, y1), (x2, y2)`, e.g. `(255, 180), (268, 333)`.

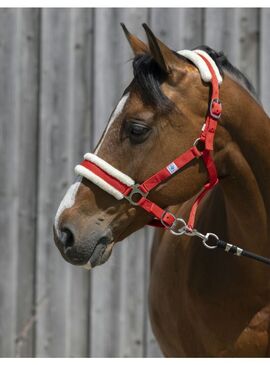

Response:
(75, 50), (222, 230)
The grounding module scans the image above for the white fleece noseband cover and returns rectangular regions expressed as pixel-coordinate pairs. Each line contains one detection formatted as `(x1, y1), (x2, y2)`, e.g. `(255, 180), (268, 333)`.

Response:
(75, 50), (222, 199)
(75, 153), (134, 200)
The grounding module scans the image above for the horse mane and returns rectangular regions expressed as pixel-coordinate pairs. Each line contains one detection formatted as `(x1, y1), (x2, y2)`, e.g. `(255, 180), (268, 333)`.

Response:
(193, 45), (259, 100)
(131, 46), (259, 110)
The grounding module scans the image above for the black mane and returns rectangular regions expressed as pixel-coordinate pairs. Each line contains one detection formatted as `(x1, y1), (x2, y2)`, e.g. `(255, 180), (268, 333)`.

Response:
(131, 46), (258, 110)
(193, 45), (258, 99)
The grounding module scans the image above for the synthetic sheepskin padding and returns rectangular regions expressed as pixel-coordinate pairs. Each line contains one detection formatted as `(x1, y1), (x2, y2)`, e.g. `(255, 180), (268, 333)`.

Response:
(74, 164), (124, 200)
(194, 49), (223, 85)
(177, 49), (222, 85)
(84, 153), (135, 186)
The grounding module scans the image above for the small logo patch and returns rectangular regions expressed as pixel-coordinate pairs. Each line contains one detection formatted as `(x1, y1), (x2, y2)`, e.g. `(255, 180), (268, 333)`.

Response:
(166, 162), (178, 174)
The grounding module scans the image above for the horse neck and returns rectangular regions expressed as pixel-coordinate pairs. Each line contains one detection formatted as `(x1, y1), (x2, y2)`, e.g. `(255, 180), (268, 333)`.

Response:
(214, 76), (270, 254)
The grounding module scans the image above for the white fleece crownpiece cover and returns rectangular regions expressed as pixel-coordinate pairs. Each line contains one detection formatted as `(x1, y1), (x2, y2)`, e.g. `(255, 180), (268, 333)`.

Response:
(177, 49), (223, 85)
(75, 153), (135, 200)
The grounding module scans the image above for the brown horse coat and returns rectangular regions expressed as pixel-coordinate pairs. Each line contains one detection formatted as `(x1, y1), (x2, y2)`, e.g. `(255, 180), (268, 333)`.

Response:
(54, 25), (270, 357)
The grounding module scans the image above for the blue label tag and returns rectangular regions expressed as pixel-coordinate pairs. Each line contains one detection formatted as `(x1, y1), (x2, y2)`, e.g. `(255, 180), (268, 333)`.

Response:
(166, 162), (178, 174)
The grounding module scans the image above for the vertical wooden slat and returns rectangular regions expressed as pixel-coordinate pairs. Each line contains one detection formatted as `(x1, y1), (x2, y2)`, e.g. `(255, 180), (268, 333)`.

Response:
(90, 8), (149, 357)
(260, 8), (270, 114)
(0, 9), (39, 357)
(204, 8), (260, 91)
(150, 8), (204, 50)
(35, 9), (92, 357)
(204, 8), (240, 63)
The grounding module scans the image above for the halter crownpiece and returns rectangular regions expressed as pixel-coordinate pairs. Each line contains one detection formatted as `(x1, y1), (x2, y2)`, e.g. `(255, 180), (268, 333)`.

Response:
(75, 49), (222, 229)
(177, 49), (223, 84)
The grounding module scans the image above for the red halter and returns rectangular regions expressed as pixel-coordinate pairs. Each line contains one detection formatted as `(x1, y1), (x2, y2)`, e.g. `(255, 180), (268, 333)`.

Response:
(77, 53), (222, 231)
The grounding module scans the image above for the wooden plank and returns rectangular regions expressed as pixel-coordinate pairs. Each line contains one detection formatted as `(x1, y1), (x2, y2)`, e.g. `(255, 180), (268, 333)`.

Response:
(204, 8), (260, 91)
(204, 8), (240, 63)
(0, 9), (39, 357)
(150, 8), (204, 51)
(260, 8), (270, 115)
(90, 8), (149, 357)
(35, 9), (92, 357)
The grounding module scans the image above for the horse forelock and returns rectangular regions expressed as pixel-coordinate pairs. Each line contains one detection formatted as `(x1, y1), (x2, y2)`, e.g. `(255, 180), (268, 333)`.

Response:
(131, 54), (174, 112)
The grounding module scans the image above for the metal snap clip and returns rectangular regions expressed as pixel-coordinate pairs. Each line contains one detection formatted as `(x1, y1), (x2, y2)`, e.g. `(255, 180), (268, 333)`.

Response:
(202, 232), (219, 249)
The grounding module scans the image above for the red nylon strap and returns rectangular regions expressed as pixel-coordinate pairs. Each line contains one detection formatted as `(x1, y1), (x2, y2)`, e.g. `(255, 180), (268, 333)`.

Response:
(187, 151), (219, 228)
(139, 146), (202, 194)
(80, 160), (131, 195)
(138, 198), (175, 227)
(198, 54), (221, 151)
(184, 55), (220, 228)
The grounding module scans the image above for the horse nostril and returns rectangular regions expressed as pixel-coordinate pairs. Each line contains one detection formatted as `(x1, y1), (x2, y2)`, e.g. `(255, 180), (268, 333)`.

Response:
(60, 228), (74, 251)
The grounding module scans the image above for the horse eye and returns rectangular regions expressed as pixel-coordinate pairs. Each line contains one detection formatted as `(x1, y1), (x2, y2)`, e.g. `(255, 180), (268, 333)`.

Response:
(125, 121), (151, 144)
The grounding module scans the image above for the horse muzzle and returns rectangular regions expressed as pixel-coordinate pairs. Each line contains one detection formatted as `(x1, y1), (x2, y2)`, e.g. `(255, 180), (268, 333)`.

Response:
(53, 225), (114, 268)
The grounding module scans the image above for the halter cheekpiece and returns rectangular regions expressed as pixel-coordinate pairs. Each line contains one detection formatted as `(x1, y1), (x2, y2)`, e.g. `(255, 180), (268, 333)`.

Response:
(75, 49), (222, 230)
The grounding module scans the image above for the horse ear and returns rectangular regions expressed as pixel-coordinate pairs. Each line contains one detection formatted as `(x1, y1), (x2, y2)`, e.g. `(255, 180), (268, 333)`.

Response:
(142, 23), (179, 74)
(121, 23), (148, 56)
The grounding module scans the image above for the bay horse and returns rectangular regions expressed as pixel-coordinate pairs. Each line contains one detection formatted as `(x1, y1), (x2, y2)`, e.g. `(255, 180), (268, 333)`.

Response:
(53, 24), (270, 357)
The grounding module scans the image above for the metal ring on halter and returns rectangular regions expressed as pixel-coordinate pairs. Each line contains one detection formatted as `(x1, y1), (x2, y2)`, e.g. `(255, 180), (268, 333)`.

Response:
(170, 218), (187, 236)
(193, 138), (205, 153)
(202, 232), (219, 249)
(125, 183), (148, 206)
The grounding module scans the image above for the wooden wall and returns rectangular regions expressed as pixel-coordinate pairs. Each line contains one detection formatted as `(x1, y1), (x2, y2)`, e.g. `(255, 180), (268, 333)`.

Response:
(0, 8), (269, 357)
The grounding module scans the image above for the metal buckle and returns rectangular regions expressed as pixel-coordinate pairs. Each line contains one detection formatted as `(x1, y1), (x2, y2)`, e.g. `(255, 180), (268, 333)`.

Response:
(161, 211), (187, 235)
(210, 98), (222, 119)
(125, 183), (148, 206)
(161, 210), (176, 229)
(161, 211), (186, 235)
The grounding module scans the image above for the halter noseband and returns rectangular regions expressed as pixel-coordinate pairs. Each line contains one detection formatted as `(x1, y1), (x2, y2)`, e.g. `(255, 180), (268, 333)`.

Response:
(75, 49), (222, 231)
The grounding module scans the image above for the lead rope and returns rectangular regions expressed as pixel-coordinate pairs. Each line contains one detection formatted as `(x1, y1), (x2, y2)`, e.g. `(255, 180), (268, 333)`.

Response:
(164, 215), (270, 266)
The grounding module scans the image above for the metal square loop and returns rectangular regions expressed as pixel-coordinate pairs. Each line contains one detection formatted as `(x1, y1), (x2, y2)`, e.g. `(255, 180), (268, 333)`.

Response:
(125, 184), (148, 206)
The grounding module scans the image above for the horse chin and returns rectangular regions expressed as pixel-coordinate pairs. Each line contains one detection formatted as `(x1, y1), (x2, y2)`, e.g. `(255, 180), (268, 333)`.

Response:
(80, 241), (115, 270)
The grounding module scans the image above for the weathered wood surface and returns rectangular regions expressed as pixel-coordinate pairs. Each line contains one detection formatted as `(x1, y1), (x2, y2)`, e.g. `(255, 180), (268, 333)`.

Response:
(35, 9), (92, 357)
(261, 8), (270, 115)
(0, 9), (39, 357)
(0, 8), (269, 358)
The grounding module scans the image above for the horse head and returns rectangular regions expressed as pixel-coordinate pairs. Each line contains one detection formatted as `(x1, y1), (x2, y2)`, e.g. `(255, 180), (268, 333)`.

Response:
(53, 24), (224, 268)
